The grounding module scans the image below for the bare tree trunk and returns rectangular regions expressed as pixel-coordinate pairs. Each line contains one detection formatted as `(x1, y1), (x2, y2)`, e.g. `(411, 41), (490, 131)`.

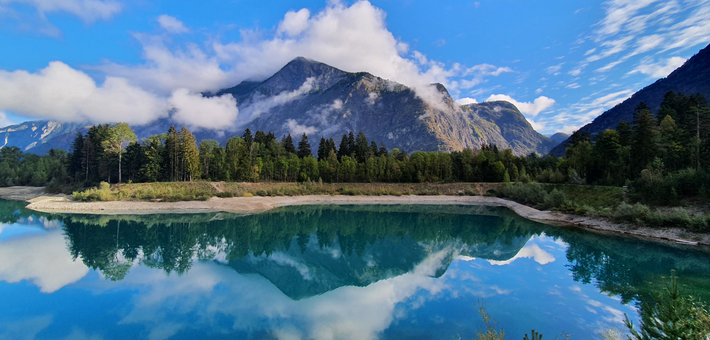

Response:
(118, 151), (122, 183)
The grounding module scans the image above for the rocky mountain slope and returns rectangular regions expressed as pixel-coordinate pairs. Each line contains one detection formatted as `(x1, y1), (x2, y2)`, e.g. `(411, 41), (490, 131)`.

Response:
(1, 57), (556, 156)
(550, 43), (710, 156)
(214, 57), (556, 155)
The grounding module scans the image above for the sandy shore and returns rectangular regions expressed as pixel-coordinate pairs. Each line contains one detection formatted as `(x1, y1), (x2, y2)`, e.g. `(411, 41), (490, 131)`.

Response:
(2, 186), (708, 247)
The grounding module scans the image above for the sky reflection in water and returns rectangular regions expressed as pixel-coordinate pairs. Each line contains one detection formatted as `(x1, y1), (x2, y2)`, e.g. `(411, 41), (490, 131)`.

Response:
(1, 202), (708, 340)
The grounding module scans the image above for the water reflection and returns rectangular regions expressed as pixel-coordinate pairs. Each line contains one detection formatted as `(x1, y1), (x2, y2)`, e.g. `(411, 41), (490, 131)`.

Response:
(0, 200), (709, 339)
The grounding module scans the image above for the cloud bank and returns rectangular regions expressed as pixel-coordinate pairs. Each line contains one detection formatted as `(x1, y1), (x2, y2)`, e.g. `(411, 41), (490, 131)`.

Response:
(0, 61), (168, 125)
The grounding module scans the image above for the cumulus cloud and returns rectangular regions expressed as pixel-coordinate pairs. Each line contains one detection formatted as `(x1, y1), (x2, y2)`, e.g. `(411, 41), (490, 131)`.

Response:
(0, 230), (89, 293)
(0, 61), (168, 125)
(168, 90), (238, 130)
(487, 243), (555, 266)
(485, 94), (555, 117)
(628, 56), (686, 78)
(157, 14), (189, 34)
(97, 247), (454, 340)
(277, 8), (311, 36)
(95, 34), (233, 95)
(455, 97), (477, 105)
(96, 1), (510, 110)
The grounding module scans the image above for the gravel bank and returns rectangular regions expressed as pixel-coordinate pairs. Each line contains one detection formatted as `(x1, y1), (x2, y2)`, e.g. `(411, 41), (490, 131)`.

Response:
(1, 186), (707, 247)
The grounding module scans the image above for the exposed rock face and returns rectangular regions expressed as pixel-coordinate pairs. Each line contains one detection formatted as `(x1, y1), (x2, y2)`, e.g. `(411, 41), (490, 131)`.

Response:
(550, 43), (710, 156)
(2, 57), (555, 156)
(215, 57), (556, 155)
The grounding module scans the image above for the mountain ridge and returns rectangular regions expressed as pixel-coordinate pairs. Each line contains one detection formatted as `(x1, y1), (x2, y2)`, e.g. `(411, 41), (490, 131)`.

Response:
(549, 43), (710, 156)
(1, 57), (557, 156)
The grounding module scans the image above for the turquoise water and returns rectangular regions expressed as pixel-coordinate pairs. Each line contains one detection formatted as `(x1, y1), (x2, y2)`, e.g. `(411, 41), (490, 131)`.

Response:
(1, 201), (709, 340)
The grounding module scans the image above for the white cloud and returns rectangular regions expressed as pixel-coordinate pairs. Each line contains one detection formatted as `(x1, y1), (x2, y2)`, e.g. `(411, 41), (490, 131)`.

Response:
(157, 15), (189, 34)
(628, 56), (686, 78)
(95, 34), (233, 95)
(485, 94), (555, 117)
(96, 1), (509, 111)
(0, 0), (121, 22)
(488, 243), (555, 266)
(284, 119), (318, 136)
(277, 8), (311, 37)
(0, 0), (121, 36)
(168, 90), (238, 130)
(239, 77), (315, 127)
(0, 61), (168, 125)
(545, 63), (564, 75)
(456, 97), (477, 105)
(99, 247), (455, 340)
(0, 230), (89, 293)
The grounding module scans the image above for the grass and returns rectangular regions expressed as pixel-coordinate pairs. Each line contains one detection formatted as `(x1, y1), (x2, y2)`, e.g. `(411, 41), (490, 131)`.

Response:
(72, 181), (505, 202)
(71, 180), (710, 232)
(494, 182), (710, 232)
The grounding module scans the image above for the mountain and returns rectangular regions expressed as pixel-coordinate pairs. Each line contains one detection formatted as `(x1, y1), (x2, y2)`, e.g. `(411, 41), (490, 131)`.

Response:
(213, 57), (556, 155)
(0, 121), (87, 153)
(2, 57), (556, 155)
(550, 43), (710, 156)
(547, 132), (569, 144)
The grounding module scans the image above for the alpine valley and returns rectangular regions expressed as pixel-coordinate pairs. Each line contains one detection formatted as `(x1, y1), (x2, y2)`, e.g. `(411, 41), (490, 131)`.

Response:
(0, 57), (557, 156)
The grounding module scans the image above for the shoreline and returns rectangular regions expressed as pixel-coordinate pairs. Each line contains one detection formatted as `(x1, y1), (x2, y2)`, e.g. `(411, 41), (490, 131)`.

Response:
(1, 186), (708, 248)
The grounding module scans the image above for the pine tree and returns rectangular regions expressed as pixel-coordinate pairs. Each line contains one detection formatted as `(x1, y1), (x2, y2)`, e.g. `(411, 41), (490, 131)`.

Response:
(282, 134), (297, 154)
(69, 132), (84, 180)
(327, 138), (337, 157)
(617, 121), (634, 147)
(165, 126), (180, 181)
(338, 134), (349, 160)
(379, 142), (388, 157)
(355, 131), (369, 162)
(347, 132), (356, 156)
(317, 137), (327, 161)
(370, 141), (379, 158)
(632, 103), (660, 174)
(243, 128), (253, 147)
(298, 133), (312, 158)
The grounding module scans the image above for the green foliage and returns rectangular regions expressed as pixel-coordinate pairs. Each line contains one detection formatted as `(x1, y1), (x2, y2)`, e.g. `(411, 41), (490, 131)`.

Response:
(625, 271), (710, 340)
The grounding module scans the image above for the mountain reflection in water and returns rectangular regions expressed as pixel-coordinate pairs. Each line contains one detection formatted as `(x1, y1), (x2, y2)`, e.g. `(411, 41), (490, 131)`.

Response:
(1, 200), (709, 339)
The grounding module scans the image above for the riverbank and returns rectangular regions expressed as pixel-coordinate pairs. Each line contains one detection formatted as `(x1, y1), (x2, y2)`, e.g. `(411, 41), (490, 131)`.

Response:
(1, 185), (708, 247)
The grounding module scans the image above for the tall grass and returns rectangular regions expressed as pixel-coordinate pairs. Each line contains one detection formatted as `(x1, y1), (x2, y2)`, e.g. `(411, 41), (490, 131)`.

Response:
(72, 182), (505, 202)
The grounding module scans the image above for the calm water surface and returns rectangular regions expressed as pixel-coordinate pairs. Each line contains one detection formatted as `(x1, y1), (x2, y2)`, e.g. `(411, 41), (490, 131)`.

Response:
(1, 200), (709, 340)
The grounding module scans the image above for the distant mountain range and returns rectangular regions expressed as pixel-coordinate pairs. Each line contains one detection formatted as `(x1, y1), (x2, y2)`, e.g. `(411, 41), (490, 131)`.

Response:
(549, 43), (710, 156)
(547, 132), (569, 144)
(1, 57), (558, 156)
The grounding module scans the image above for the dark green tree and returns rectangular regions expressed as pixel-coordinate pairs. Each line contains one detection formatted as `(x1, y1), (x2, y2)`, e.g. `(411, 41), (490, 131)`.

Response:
(298, 133), (312, 159)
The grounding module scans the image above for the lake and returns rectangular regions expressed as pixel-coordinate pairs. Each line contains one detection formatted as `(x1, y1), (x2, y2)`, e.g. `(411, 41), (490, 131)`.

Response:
(1, 200), (709, 340)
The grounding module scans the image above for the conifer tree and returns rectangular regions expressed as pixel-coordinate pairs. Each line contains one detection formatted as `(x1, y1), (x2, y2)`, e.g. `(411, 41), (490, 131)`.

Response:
(347, 132), (356, 156)
(298, 133), (311, 158)
(632, 103), (660, 173)
(338, 134), (349, 160)
(379, 142), (388, 157)
(282, 134), (297, 154)
(317, 137), (327, 161)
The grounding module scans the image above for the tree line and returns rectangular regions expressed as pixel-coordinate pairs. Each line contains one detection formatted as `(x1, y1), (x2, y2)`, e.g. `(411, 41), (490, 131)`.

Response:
(0, 90), (707, 203)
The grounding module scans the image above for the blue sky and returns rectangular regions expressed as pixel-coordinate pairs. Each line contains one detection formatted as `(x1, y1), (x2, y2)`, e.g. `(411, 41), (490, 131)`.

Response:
(1, 0), (709, 134)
